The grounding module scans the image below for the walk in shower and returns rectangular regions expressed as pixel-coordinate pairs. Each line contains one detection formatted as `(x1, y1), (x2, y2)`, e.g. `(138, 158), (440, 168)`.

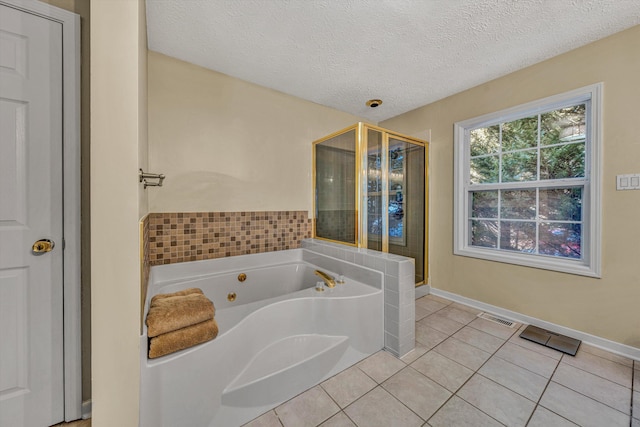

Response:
(313, 123), (428, 285)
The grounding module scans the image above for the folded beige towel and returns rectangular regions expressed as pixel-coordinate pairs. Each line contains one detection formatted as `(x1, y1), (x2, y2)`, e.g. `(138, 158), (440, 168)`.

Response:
(146, 289), (215, 338)
(148, 318), (218, 359)
(150, 287), (203, 304)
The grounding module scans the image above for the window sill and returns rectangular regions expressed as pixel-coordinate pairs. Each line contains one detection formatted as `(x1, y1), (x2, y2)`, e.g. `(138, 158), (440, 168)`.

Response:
(453, 246), (601, 278)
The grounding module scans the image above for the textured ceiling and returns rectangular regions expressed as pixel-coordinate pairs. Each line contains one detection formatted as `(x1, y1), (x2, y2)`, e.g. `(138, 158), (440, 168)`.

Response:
(146, 0), (640, 122)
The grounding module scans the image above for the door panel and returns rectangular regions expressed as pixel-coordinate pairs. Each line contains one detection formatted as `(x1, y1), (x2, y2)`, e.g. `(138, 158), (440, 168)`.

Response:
(0, 4), (64, 426)
(0, 99), (27, 225)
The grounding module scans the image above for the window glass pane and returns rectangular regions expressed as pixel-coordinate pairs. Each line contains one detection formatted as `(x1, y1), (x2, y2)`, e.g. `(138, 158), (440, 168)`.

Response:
(502, 116), (538, 151)
(539, 187), (582, 221)
(470, 125), (499, 156)
(471, 191), (498, 218)
(500, 189), (536, 220)
(540, 143), (585, 179)
(500, 221), (536, 252)
(501, 150), (537, 182)
(541, 104), (586, 146)
(471, 220), (498, 248)
(470, 155), (499, 184)
(539, 223), (581, 259)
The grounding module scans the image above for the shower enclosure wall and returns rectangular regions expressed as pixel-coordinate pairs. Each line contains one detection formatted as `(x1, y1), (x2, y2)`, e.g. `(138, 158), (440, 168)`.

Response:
(313, 123), (428, 285)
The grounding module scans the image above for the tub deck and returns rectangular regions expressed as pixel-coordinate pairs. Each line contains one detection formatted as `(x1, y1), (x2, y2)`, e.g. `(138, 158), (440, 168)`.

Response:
(140, 249), (384, 426)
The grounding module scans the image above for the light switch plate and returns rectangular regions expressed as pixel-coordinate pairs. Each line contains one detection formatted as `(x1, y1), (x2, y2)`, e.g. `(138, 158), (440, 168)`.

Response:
(616, 174), (640, 190)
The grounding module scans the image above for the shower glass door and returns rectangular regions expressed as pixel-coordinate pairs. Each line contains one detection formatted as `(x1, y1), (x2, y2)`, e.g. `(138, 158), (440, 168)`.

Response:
(314, 129), (357, 245)
(366, 129), (383, 252)
(313, 123), (428, 284)
(387, 138), (426, 284)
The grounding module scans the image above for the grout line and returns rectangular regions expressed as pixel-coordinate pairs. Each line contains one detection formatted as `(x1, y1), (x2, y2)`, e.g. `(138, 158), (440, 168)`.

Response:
(422, 310), (519, 426)
(379, 376), (433, 423)
(523, 353), (563, 426)
(630, 362), (635, 427)
(317, 377), (352, 426)
(541, 353), (634, 421)
(426, 338), (509, 425)
(559, 353), (633, 389)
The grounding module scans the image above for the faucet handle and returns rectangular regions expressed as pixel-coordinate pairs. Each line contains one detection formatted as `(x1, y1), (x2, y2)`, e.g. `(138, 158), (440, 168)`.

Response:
(336, 275), (345, 284)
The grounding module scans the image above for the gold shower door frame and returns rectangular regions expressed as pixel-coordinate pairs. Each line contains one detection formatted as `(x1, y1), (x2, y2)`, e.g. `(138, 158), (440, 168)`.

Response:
(312, 122), (429, 286)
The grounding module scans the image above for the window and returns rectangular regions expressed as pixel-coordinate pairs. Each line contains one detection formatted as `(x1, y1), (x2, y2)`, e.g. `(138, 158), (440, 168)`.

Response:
(454, 84), (602, 277)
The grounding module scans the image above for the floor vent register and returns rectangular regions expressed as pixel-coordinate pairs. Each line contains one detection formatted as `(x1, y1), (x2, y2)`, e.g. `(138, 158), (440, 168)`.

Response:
(519, 325), (581, 356)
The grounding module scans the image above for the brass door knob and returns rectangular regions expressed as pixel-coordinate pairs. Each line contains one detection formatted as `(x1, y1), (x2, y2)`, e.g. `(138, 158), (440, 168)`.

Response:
(32, 239), (54, 253)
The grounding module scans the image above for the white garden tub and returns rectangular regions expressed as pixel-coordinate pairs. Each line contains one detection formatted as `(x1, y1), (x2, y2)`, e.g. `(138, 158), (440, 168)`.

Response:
(139, 249), (383, 427)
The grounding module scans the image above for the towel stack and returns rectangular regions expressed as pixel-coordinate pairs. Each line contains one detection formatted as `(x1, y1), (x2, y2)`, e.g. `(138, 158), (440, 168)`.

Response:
(145, 288), (218, 359)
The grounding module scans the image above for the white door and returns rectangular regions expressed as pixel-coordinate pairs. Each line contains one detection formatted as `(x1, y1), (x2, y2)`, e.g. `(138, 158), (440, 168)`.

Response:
(0, 3), (65, 426)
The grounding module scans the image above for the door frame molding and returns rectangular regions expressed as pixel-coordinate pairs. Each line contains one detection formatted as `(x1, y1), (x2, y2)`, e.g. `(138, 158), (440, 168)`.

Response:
(0, 0), (82, 420)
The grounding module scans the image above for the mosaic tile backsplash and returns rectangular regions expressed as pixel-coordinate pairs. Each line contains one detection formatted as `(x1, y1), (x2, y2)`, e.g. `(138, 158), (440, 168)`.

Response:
(147, 211), (312, 266)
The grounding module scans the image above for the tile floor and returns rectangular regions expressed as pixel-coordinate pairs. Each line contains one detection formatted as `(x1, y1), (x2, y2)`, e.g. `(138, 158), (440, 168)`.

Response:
(244, 294), (639, 427)
(52, 418), (90, 427)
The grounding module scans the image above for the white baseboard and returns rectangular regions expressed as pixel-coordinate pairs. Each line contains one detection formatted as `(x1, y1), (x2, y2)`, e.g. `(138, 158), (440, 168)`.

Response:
(427, 287), (640, 362)
(415, 284), (431, 299)
(81, 400), (92, 420)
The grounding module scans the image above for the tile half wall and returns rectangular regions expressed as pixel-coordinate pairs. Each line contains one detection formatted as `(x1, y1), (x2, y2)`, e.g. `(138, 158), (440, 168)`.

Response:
(146, 211), (312, 266)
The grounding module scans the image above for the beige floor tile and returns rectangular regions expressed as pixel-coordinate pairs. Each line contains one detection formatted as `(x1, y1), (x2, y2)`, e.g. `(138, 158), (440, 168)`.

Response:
(434, 305), (478, 325)
(399, 341), (430, 364)
(415, 304), (432, 321)
(561, 350), (632, 388)
(427, 396), (503, 427)
(479, 356), (548, 401)
(452, 326), (505, 354)
(382, 366), (451, 420)
(419, 312), (465, 336)
(527, 406), (578, 427)
(633, 391), (639, 420)
(634, 418), (640, 427)
(275, 386), (340, 427)
(322, 366), (377, 408)
(343, 386), (423, 427)
(494, 342), (559, 378)
(449, 302), (482, 315)
(356, 350), (405, 384)
(468, 317), (518, 340)
(52, 420), (91, 427)
(243, 410), (282, 427)
(635, 365), (639, 390)
(410, 350), (474, 392)
(553, 362), (631, 414)
(318, 412), (356, 427)
(415, 297), (447, 315)
(415, 323), (449, 350)
(580, 344), (633, 367)
(539, 382), (630, 427)
(433, 337), (492, 371)
(457, 374), (536, 427)
(508, 332), (563, 360)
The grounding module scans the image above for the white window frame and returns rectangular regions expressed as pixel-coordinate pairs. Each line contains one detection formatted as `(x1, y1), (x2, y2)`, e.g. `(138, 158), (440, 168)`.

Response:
(454, 84), (602, 277)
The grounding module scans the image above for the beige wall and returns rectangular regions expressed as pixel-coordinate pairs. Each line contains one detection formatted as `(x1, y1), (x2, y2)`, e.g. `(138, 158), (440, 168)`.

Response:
(382, 25), (640, 347)
(147, 51), (366, 214)
(138, 0), (148, 218)
(91, 0), (147, 425)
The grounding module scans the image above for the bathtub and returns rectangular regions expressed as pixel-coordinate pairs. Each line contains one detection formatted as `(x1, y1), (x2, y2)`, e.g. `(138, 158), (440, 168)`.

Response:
(139, 249), (383, 427)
